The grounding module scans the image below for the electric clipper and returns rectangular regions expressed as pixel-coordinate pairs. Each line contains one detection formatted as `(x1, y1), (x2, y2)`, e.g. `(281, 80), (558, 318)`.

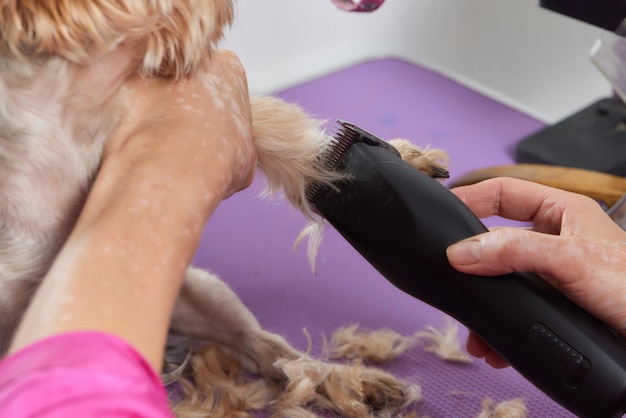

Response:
(306, 120), (626, 418)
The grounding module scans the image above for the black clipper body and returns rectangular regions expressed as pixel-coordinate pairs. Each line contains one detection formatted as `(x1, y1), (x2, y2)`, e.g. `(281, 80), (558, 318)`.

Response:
(307, 121), (626, 418)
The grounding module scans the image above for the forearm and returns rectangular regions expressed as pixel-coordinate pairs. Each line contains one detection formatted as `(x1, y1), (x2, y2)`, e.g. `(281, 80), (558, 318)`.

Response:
(9, 128), (232, 370)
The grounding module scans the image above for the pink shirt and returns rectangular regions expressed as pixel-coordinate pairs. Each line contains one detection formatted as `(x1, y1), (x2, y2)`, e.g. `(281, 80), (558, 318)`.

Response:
(0, 332), (173, 417)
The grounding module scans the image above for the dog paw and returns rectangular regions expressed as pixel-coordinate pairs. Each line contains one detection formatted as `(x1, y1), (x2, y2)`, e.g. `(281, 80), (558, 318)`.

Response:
(389, 138), (449, 179)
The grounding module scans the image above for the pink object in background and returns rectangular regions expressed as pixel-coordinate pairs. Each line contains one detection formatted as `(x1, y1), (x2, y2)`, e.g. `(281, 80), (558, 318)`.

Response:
(332, 0), (385, 12)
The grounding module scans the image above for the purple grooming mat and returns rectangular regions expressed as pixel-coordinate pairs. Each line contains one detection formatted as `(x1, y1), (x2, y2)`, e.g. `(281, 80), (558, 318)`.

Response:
(191, 58), (581, 417)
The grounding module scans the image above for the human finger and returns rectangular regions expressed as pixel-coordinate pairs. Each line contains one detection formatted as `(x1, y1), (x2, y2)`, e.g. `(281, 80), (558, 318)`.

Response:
(446, 227), (584, 277)
(450, 178), (601, 235)
(466, 332), (509, 368)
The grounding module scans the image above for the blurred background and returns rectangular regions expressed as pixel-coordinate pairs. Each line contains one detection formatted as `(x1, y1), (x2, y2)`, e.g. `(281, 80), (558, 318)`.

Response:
(221, 0), (612, 124)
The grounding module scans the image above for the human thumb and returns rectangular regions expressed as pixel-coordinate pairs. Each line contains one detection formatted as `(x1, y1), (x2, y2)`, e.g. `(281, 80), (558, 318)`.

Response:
(446, 228), (573, 278)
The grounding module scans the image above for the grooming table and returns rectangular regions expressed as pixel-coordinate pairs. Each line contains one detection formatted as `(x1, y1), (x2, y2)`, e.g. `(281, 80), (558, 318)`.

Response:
(192, 58), (578, 417)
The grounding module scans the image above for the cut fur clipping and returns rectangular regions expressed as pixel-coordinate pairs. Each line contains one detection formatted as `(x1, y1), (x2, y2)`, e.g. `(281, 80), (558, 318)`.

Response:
(274, 356), (422, 417)
(327, 324), (416, 363)
(170, 324), (530, 417)
(170, 346), (275, 417)
(171, 341), (421, 418)
(415, 318), (472, 363)
(477, 398), (528, 418)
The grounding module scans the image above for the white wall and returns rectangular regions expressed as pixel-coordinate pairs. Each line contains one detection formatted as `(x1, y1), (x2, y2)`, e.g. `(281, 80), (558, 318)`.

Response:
(221, 0), (613, 123)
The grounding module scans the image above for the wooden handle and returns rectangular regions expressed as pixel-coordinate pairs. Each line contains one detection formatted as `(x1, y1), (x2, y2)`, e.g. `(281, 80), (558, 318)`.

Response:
(449, 164), (626, 207)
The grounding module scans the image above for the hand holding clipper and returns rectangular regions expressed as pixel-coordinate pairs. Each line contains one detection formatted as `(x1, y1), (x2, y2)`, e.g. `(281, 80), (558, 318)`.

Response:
(306, 121), (626, 418)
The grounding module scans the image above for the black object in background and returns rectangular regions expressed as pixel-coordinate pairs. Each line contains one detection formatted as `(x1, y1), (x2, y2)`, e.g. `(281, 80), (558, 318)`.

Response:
(516, 2), (626, 174)
(540, 0), (626, 32)
(516, 97), (626, 176)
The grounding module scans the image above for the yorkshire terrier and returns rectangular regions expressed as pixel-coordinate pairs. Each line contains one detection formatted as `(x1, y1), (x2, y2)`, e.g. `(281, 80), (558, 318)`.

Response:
(0, 1), (448, 416)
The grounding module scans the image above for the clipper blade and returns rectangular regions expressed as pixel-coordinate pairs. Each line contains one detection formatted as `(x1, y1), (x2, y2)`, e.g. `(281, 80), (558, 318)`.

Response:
(305, 120), (362, 204)
(318, 120), (361, 173)
(306, 120), (402, 204)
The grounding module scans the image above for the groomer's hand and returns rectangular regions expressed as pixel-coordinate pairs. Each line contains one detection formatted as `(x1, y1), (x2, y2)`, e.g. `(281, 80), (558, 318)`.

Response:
(446, 178), (626, 368)
(105, 49), (256, 200)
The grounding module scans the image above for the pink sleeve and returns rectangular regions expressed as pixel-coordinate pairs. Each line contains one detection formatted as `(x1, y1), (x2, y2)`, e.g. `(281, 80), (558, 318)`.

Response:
(0, 332), (174, 418)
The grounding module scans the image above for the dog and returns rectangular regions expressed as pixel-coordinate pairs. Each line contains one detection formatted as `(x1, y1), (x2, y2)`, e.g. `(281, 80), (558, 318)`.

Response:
(0, 1), (448, 416)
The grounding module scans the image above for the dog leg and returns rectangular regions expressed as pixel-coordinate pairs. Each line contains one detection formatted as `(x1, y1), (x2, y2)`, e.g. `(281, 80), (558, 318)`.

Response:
(250, 97), (449, 210)
(170, 267), (304, 382)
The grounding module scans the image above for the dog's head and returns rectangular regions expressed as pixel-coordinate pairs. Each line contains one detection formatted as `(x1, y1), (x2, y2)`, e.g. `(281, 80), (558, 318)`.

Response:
(0, 0), (234, 78)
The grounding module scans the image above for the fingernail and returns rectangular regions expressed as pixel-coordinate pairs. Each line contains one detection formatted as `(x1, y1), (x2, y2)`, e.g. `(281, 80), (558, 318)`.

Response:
(447, 240), (481, 265)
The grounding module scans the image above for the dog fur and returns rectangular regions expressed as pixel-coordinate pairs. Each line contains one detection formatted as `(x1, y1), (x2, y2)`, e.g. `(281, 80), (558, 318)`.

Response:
(0, 1), (449, 415)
